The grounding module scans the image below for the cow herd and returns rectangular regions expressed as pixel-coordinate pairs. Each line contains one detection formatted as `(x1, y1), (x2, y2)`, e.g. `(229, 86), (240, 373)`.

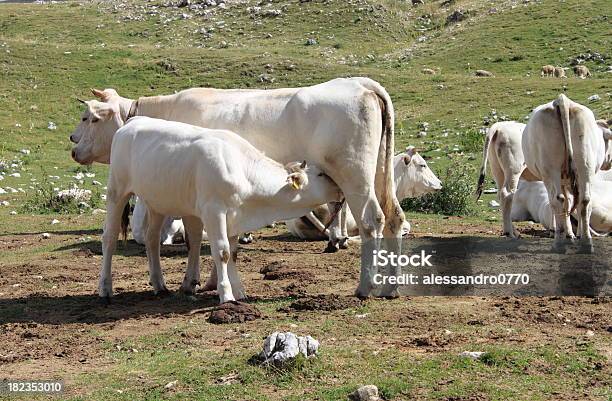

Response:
(68, 79), (611, 303)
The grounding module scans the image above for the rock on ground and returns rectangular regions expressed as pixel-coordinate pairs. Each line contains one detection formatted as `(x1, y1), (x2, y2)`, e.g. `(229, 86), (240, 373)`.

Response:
(257, 331), (319, 366)
(349, 385), (381, 401)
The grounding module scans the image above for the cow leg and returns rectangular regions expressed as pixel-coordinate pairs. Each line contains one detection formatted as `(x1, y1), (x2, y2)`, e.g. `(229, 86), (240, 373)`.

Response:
(544, 178), (572, 252)
(324, 201), (343, 253)
(576, 181), (594, 253)
(345, 192), (387, 298)
(201, 210), (234, 303)
(338, 202), (349, 249)
(98, 190), (131, 301)
(228, 236), (246, 300)
(145, 209), (169, 294)
(500, 173), (522, 238)
(180, 216), (203, 295)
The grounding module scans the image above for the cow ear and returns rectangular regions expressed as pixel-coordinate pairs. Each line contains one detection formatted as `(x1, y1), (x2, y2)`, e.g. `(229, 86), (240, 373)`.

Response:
(91, 88), (108, 100)
(287, 172), (306, 190)
(403, 155), (411, 165)
(404, 146), (417, 164)
(603, 127), (612, 141)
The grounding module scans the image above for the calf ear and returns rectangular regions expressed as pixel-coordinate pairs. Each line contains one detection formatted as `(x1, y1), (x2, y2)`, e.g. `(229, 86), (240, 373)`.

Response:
(404, 146), (417, 165)
(287, 172), (305, 190)
(603, 127), (612, 141)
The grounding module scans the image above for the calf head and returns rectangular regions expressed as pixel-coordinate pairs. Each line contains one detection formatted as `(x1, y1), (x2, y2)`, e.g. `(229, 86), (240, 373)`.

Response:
(70, 98), (123, 165)
(597, 119), (612, 171)
(285, 161), (342, 206)
(396, 146), (442, 200)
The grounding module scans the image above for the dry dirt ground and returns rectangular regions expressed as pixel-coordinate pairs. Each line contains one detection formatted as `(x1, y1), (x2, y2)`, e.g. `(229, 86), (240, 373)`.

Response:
(0, 219), (610, 400)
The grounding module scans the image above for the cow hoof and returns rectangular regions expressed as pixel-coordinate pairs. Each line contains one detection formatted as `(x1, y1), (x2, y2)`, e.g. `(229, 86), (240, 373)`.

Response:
(155, 287), (172, 297)
(339, 237), (349, 249)
(323, 241), (340, 253)
(239, 233), (254, 244)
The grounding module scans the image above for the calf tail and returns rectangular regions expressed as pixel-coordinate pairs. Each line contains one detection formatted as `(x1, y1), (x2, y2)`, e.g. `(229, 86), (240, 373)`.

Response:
(554, 94), (578, 213)
(475, 127), (494, 199)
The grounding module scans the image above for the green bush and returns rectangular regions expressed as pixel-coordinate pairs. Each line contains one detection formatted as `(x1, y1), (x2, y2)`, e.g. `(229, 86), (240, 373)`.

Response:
(401, 160), (477, 216)
(459, 128), (485, 153)
(21, 180), (103, 214)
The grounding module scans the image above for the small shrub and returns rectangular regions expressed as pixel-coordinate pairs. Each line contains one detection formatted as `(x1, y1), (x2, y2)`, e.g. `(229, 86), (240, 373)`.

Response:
(401, 160), (477, 216)
(460, 128), (485, 153)
(21, 180), (103, 214)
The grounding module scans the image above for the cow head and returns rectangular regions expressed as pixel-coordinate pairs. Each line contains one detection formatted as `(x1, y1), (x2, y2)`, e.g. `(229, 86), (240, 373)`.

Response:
(285, 161), (342, 205)
(70, 99), (123, 165)
(395, 146), (442, 200)
(70, 88), (130, 144)
(597, 119), (612, 171)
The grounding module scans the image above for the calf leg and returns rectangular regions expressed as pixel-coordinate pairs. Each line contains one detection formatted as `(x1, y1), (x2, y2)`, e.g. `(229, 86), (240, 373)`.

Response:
(544, 178), (572, 251)
(98, 190), (132, 300)
(201, 210), (234, 303)
(324, 201), (344, 253)
(145, 209), (169, 294)
(180, 216), (203, 295)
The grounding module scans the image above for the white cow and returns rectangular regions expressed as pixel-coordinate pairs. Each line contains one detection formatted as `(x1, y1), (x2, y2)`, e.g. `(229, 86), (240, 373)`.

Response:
(512, 174), (612, 235)
(71, 77), (404, 297)
(476, 121), (539, 237)
(82, 116), (342, 302)
(522, 94), (612, 252)
(286, 146), (442, 240)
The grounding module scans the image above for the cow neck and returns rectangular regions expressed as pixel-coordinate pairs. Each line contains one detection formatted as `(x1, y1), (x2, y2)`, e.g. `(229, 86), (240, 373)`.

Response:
(132, 94), (175, 121)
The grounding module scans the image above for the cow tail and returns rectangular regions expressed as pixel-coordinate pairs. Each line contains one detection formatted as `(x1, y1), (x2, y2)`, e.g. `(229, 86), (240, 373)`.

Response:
(475, 126), (494, 199)
(555, 94), (578, 213)
(120, 196), (132, 245)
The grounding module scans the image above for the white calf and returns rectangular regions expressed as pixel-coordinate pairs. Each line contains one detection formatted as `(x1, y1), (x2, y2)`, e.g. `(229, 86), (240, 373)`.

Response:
(97, 117), (342, 303)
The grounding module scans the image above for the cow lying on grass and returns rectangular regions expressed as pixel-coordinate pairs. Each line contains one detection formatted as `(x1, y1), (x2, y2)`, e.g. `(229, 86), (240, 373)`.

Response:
(286, 146), (442, 241)
(512, 172), (612, 235)
(72, 114), (342, 302)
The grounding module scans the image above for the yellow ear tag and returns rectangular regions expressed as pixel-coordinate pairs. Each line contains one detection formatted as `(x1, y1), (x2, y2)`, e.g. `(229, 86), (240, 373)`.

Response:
(291, 180), (300, 190)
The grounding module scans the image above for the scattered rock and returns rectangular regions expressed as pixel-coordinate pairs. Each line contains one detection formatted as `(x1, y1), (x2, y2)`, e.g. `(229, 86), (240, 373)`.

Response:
(488, 200), (500, 208)
(588, 94), (600, 102)
(47, 122), (57, 130)
(305, 38), (317, 46)
(255, 331), (319, 366)
(459, 351), (486, 360)
(258, 73), (275, 84)
(422, 68), (436, 75)
(483, 188), (498, 194)
(19, 149), (30, 155)
(41, 233), (51, 239)
(9, 173), (20, 178)
(446, 9), (468, 24)
(475, 69), (494, 77)
(208, 301), (262, 324)
(164, 380), (177, 390)
(349, 385), (381, 401)
(9, 211), (17, 215)
(51, 219), (60, 225)
(280, 294), (362, 312)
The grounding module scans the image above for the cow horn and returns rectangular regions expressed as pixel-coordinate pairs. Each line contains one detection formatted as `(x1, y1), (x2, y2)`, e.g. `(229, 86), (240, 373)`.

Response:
(91, 88), (107, 100)
(300, 160), (307, 169)
(76, 97), (87, 104)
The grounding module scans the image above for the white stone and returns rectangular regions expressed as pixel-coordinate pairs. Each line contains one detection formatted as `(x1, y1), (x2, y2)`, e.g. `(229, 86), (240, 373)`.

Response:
(51, 219), (60, 225)
(42, 233), (51, 239)
(459, 351), (485, 360)
(349, 385), (380, 401)
(488, 200), (500, 208)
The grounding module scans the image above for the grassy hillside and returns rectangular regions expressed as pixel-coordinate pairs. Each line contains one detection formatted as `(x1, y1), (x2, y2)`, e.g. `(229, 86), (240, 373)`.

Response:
(0, 0), (610, 232)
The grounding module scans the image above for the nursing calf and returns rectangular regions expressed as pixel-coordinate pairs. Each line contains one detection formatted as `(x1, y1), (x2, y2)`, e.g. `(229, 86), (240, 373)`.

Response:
(90, 116), (342, 302)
